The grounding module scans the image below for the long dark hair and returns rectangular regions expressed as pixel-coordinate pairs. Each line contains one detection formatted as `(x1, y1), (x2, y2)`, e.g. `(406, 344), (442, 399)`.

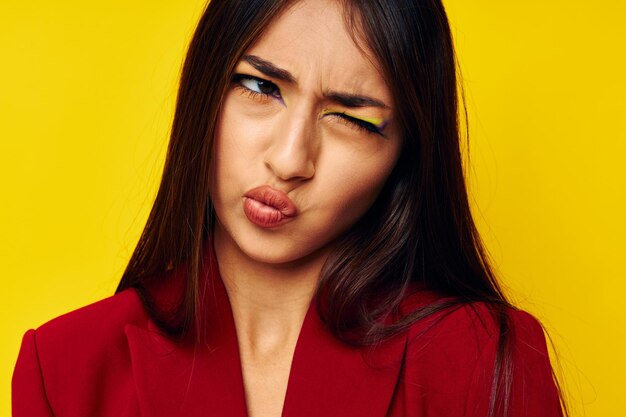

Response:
(116, 1), (567, 415)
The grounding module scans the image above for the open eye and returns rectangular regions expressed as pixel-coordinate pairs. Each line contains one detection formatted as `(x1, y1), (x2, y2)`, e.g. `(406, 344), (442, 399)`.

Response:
(232, 74), (282, 100)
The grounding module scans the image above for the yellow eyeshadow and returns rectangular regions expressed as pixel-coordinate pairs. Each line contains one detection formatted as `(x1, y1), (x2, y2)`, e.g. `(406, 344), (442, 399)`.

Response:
(321, 109), (385, 128)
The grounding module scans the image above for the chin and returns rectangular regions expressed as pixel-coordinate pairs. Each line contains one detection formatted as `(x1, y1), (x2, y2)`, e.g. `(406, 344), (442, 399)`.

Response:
(236, 235), (323, 265)
(214, 209), (344, 267)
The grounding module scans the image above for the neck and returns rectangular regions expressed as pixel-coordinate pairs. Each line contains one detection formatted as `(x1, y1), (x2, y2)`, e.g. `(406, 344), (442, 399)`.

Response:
(213, 223), (329, 355)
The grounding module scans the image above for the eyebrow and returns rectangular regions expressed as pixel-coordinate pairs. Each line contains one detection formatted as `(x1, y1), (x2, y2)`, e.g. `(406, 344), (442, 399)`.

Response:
(241, 54), (390, 109)
(324, 92), (389, 109)
(243, 55), (296, 84)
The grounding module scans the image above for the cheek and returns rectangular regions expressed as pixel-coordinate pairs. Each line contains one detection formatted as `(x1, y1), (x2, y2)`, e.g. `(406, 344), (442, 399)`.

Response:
(212, 99), (270, 193)
(211, 114), (244, 211)
(215, 111), (267, 164)
(314, 145), (399, 230)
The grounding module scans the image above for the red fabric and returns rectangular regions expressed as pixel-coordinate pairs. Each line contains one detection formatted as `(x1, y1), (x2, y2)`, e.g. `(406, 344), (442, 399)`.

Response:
(13, 257), (563, 416)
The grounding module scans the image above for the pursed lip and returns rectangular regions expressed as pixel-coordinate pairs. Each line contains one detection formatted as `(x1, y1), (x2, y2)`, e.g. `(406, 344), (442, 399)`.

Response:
(242, 185), (298, 229)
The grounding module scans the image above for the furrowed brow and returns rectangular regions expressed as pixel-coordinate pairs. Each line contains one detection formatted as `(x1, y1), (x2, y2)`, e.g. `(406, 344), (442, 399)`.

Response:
(240, 55), (389, 109)
(325, 91), (389, 109)
(242, 55), (297, 84)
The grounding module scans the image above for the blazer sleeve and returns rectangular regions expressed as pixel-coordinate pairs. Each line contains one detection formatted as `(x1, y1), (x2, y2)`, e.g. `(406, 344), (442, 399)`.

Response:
(510, 310), (564, 416)
(399, 302), (565, 417)
(12, 329), (54, 417)
(465, 309), (564, 417)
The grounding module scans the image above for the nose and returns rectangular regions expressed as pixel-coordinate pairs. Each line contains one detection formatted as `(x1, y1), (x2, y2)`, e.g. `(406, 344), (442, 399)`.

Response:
(264, 109), (317, 182)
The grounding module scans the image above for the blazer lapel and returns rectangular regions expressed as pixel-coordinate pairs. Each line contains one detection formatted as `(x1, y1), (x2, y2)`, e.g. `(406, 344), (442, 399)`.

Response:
(282, 302), (408, 417)
(125, 268), (249, 417)
(126, 247), (408, 417)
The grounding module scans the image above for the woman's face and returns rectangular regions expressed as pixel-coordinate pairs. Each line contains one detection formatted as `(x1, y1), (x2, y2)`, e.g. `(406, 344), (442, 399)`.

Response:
(211, 0), (402, 264)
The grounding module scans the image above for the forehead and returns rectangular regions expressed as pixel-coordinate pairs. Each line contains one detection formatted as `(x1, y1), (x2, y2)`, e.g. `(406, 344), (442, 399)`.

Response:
(244, 0), (391, 102)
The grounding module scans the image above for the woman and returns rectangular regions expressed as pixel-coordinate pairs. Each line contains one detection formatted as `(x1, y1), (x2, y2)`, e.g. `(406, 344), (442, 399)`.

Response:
(12, 0), (567, 416)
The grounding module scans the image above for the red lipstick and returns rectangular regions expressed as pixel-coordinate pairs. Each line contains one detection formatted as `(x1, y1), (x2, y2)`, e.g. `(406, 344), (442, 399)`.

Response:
(243, 185), (298, 228)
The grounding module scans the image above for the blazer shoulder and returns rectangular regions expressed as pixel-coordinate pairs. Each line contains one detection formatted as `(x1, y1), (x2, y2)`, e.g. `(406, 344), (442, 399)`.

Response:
(14, 289), (150, 416)
(31, 288), (149, 361)
(398, 290), (547, 349)
(397, 294), (561, 416)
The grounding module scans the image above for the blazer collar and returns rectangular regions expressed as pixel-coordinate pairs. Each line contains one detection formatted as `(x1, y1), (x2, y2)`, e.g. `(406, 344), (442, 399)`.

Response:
(125, 249), (407, 417)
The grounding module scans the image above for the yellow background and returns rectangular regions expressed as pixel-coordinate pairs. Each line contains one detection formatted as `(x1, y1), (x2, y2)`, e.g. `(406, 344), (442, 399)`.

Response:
(1, 1), (624, 415)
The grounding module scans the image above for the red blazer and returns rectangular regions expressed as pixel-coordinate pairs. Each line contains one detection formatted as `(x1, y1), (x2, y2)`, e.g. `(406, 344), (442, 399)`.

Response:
(13, 261), (563, 417)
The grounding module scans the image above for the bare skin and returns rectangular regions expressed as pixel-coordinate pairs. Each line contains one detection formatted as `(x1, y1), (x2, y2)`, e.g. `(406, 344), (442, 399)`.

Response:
(211, 0), (402, 416)
(215, 224), (326, 417)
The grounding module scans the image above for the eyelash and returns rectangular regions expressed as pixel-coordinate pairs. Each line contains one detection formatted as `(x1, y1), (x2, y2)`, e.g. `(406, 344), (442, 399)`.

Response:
(231, 73), (383, 136)
(327, 112), (382, 135)
(232, 74), (282, 102)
